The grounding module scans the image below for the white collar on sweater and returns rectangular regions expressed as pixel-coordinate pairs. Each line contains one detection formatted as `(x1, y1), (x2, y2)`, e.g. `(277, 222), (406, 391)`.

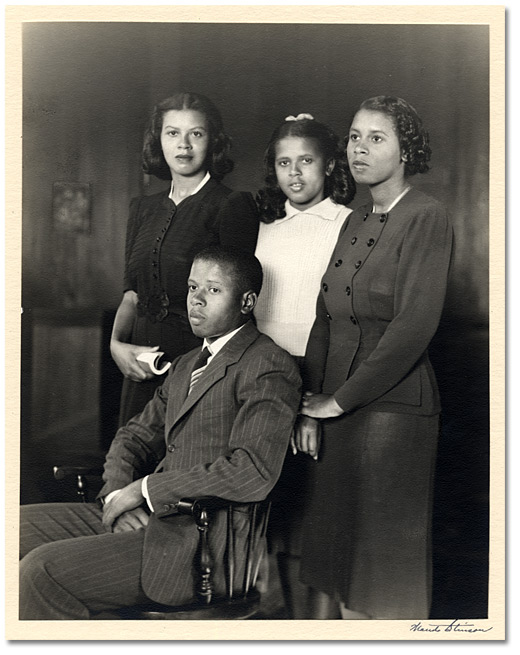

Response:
(275, 196), (345, 225)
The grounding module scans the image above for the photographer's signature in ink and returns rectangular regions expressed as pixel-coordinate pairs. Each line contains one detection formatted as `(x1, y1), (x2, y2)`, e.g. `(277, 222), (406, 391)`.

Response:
(410, 619), (493, 634)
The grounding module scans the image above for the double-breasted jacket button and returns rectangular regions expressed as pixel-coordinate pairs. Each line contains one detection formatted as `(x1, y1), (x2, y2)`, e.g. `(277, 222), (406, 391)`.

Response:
(167, 444), (176, 452)
(322, 283), (328, 292)
(152, 261), (158, 267)
(351, 237), (357, 245)
(335, 259), (343, 267)
(152, 248), (158, 254)
(326, 313), (332, 321)
(345, 286), (351, 296)
(350, 316), (357, 325)
(380, 213), (387, 223)
(156, 236), (161, 242)
(363, 212), (369, 221)
(355, 261), (362, 269)
(367, 238), (375, 247)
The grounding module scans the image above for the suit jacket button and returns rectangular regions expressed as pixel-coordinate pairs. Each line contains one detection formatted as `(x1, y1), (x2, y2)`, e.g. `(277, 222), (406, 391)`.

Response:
(351, 237), (357, 245)
(355, 261), (362, 269)
(326, 313), (332, 320)
(380, 214), (387, 222)
(350, 316), (357, 325)
(322, 283), (328, 292)
(367, 238), (375, 246)
(345, 286), (351, 296)
(167, 444), (176, 452)
(335, 259), (343, 267)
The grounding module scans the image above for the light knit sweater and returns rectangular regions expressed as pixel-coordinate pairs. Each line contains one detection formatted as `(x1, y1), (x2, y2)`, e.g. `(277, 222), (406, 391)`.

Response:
(254, 197), (352, 356)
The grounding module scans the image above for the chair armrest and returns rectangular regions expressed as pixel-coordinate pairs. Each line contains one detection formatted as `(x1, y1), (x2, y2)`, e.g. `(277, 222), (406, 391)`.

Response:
(53, 465), (104, 480)
(175, 496), (232, 516)
(53, 465), (104, 502)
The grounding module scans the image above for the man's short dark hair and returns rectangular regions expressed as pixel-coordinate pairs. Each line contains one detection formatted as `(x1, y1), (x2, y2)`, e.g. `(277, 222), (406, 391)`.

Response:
(193, 246), (263, 296)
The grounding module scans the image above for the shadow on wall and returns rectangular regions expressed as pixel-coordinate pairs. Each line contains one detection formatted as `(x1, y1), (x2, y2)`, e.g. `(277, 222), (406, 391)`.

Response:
(429, 314), (489, 619)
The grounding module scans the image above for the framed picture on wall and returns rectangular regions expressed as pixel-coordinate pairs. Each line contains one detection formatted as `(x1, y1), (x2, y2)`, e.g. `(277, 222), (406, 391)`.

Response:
(52, 181), (92, 233)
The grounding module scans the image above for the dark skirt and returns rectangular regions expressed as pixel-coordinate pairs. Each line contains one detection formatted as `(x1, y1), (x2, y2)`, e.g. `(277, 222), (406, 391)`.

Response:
(299, 409), (439, 619)
(118, 313), (201, 426)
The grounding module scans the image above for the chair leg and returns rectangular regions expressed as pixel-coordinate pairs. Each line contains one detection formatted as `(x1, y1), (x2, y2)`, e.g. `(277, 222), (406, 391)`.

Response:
(253, 549), (270, 594)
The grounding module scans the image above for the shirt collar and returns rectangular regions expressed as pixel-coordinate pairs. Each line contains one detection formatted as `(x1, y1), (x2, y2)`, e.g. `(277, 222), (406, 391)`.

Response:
(202, 323), (247, 360)
(278, 196), (344, 224)
(169, 172), (211, 203)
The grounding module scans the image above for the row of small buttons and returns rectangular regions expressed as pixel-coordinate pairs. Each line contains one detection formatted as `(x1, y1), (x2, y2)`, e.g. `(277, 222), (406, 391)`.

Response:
(151, 211), (175, 281)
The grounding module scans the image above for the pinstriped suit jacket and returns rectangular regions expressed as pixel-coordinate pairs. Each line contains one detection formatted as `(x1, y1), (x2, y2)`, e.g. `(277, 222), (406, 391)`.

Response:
(99, 320), (301, 605)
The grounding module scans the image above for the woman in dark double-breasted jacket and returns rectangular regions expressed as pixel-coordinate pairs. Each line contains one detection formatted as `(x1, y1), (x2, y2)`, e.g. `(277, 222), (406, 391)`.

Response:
(296, 96), (453, 620)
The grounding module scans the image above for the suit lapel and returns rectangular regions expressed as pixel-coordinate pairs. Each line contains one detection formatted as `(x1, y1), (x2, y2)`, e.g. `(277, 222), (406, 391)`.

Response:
(167, 321), (260, 431)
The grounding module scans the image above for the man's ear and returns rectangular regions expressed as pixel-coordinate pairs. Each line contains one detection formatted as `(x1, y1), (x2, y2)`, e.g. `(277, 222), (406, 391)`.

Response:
(240, 291), (258, 315)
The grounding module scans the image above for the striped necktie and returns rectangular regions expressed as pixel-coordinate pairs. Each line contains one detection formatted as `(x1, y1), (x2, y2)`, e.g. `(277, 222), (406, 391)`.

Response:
(188, 346), (211, 395)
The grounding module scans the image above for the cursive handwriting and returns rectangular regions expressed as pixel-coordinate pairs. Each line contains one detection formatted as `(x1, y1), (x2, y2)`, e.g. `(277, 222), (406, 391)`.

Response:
(410, 620), (493, 634)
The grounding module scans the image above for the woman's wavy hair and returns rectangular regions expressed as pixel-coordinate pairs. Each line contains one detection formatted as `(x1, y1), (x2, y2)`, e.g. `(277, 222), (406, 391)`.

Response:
(142, 92), (234, 181)
(353, 96), (432, 176)
(256, 118), (356, 224)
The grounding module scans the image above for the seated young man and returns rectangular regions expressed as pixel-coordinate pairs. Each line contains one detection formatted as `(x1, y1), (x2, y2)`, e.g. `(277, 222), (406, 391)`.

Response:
(19, 246), (301, 620)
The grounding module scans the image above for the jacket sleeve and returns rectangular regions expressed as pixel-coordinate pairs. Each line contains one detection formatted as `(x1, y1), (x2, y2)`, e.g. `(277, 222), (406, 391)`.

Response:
(97, 359), (179, 498)
(145, 349), (302, 515)
(333, 203), (453, 413)
(302, 291), (331, 393)
(217, 191), (260, 253)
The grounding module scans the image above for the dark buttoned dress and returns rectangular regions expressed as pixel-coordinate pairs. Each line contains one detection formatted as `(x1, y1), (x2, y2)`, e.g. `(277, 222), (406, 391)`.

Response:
(299, 188), (453, 619)
(119, 178), (259, 425)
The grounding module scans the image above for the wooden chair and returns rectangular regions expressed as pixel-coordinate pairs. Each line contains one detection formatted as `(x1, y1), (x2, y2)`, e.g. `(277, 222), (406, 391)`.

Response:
(53, 465), (271, 620)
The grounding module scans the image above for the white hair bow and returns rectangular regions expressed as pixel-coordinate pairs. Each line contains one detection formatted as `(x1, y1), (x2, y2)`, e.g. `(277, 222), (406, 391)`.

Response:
(285, 113), (315, 122)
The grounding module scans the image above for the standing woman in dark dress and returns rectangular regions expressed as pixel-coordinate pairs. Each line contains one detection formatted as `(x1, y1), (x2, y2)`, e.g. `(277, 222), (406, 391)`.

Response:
(296, 96), (453, 619)
(111, 92), (259, 425)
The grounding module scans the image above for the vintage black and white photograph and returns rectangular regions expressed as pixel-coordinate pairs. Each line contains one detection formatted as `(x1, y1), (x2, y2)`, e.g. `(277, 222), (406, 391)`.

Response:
(5, 2), (504, 641)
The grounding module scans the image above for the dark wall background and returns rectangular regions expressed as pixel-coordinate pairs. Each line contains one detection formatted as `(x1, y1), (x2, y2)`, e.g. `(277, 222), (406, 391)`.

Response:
(21, 22), (490, 618)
